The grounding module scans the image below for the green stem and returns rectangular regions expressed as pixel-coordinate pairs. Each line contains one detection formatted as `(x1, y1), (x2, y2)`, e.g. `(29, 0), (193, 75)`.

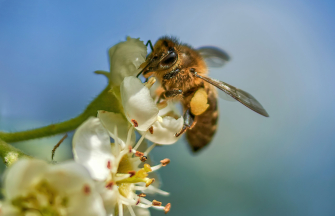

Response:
(0, 84), (122, 143)
(0, 138), (31, 166)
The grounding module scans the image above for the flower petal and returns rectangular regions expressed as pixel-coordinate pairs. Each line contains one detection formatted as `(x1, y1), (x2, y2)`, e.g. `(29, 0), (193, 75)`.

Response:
(44, 161), (95, 193)
(121, 77), (159, 131)
(141, 116), (183, 144)
(109, 37), (147, 86)
(3, 159), (48, 200)
(97, 111), (135, 147)
(96, 182), (118, 215)
(73, 117), (115, 180)
(67, 187), (106, 216)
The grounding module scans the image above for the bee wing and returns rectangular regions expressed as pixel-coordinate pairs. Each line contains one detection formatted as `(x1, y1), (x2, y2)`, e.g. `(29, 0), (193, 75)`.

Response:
(195, 74), (269, 117)
(197, 46), (230, 68)
(218, 90), (237, 102)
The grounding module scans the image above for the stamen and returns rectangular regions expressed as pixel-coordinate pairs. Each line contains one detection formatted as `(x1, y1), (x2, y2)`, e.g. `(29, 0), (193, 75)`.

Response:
(118, 202), (123, 216)
(118, 194), (137, 206)
(126, 205), (136, 216)
(135, 151), (144, 157)
(137, 203), (152, 208)
(128, 171), (136, 177)
(114, 126), (119, 147)
(140, 156), (148, 162)
(150, 164), (162, 172)
(160, 158), (170, 166)
(131, 119), (138, 127)
(106, 182), (114, 189)
(138, 193), (146, 197)
(133, 131), (148, 150)
(144, 143), (156, 155)
(164, 203), (171, 214)
(152, 200), (162, 206)
(144, 77), (156, 89)
(136, 198), (140, 205)
(134, 185), (170, 196)
(145, 178), (155, 187)
(149, 126), (154, 134)
(115, 174), (131, 182)
(83, 184), (91, 195)
(126, 126), (134, 146)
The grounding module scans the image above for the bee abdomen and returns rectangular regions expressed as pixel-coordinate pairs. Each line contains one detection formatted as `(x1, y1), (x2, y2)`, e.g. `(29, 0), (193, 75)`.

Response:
(186, 87), (219, 152)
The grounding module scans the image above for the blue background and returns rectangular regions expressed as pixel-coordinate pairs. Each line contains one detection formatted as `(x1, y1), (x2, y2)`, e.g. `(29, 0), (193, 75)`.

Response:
(1, 0), (335, 215)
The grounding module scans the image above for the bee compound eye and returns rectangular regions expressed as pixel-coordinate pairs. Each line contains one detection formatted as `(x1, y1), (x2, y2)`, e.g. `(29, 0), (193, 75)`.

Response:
(168, 47), (175, 52)
(161, 52), (177, 67)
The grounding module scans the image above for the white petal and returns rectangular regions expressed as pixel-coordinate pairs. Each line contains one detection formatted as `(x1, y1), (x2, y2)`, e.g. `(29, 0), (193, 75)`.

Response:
(44, 161), (95, 193)
(158, 101), (181, 117)
(3, 159), (48, 200)
(121, 77), (159, 131)
(73, 117), (115, 180)
(67, 186), (106, 216)
(109, 37), (147, 86)
(141, 116), (184, 144)
(97, 111), (135, 147)
(96, 182), (118, 215)
(1, 202), (21, 216)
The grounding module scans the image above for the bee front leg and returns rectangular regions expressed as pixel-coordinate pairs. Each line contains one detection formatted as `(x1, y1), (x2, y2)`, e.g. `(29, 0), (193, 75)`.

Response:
(175, 109), (197, 137)
(157, 89), (183, 103)
(146, 40), (154, 52)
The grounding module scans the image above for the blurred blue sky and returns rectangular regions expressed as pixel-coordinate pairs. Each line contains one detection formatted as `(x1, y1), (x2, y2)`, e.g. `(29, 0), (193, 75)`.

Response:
(1, 0), (335, 215)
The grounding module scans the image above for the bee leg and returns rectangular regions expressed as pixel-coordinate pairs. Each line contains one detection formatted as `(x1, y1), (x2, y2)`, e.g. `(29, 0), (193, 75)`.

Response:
(175, 109), (196, 137)
(163, 68), (180, 80)
(146, 40), (154, 52)
(157, 89), (183, 103)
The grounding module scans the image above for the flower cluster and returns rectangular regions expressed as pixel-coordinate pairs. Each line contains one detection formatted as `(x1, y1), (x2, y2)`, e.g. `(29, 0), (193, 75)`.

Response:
(1, 159), (105, 216)
(0, 37), (183, 216)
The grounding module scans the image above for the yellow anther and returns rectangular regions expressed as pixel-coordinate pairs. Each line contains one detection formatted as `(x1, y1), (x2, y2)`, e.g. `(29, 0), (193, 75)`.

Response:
(145, 178), (155, 187)
(143, 164), (152, 172)
(136, 169), (148, 179)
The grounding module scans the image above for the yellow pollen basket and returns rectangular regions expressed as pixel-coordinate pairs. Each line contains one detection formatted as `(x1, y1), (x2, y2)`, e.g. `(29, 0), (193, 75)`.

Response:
(190, 88), (209, 115)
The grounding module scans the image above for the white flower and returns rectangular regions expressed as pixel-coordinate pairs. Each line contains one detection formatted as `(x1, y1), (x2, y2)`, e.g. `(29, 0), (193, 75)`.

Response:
(73, 117), (172, 216)
(120, 76), (184, 144)
(1, 159), (105, 216)
(96, 37), (147, 87)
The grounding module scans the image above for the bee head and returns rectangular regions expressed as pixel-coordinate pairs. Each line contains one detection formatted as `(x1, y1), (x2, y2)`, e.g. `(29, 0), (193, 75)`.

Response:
(138, 38), (179, 78)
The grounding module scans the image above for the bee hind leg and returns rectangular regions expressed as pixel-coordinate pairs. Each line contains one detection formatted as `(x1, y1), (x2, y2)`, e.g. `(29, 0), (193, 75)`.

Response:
(175, 109), (197, 137)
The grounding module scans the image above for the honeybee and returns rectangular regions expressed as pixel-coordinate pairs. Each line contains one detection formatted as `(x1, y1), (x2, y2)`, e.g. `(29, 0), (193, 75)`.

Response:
(137, 36), (269, 152)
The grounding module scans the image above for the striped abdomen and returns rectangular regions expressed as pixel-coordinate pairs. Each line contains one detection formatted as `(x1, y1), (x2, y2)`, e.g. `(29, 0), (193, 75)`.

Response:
(186, 85), (219, 152)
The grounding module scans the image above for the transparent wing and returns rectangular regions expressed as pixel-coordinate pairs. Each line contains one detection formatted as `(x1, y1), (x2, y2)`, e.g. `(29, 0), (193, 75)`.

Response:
(194, 73), (269, 117)
(197, 46), (230, 68)
(218, 90), (237, 102)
